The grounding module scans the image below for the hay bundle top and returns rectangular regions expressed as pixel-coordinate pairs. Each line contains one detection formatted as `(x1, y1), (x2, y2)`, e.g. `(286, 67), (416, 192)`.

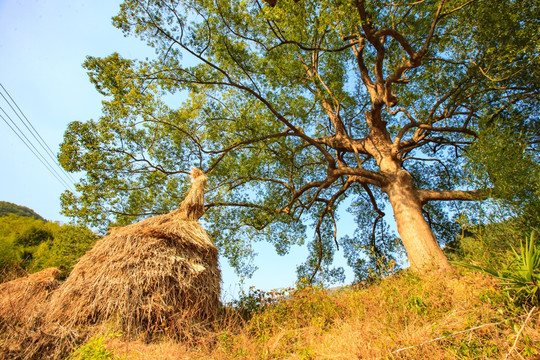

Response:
(46, 169), (220, 336)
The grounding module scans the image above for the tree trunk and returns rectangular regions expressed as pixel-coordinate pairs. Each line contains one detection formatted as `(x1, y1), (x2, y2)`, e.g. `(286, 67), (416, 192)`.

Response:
(384, 170), (451, 271)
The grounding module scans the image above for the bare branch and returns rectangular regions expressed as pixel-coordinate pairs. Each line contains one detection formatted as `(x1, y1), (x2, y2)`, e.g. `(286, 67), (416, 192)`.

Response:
(362, 184), (385, 245)
(419, 0), (446, 56)
(206, 130), (295, 173)
(206, 201), (288, 214)
(268, 39), (358, 53)
(440, 0), (477, 18)
(374, 28), (416, 58)
(309, 178), (353, 282)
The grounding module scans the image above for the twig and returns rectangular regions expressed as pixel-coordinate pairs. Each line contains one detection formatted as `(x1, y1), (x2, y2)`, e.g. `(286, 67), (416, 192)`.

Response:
(505, 306), (537, 360)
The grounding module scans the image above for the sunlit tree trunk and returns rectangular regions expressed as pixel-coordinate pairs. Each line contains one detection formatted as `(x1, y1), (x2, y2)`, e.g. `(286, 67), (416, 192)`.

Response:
(384, 170), (451, 271)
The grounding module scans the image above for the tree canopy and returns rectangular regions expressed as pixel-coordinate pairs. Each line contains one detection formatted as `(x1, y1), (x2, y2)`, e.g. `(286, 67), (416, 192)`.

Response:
(59, 0), (539, 282)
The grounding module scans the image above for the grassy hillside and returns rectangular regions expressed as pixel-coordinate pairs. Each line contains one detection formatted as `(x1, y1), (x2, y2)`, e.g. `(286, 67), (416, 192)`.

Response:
(71, 270), (539, 359)
(2, 211), (538, 359)
(0, 201), (45, 221)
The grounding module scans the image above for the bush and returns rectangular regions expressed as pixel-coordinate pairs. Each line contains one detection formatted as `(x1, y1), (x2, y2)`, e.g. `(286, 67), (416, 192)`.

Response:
(45, 225), (98, 278)
(13, 225), (53, 247)
(230, 286), (292, 320)
(457, 231), (540, 307)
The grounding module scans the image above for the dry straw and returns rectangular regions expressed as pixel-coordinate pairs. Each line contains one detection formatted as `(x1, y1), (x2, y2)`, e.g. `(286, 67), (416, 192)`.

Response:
(0, 267), (60, 328)
(46, 168), (220, 338)
(33, 169), (215, 337)
(1, 169), (220, 359)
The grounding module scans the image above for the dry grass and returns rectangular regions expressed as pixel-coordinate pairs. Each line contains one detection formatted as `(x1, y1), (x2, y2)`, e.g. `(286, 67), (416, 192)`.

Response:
(0, 267), (60, 328)
(3, 265), (539, 359)
(0, 267), (75, 360)
(100, 270), (539, 360)
(1, 169), (537, 359)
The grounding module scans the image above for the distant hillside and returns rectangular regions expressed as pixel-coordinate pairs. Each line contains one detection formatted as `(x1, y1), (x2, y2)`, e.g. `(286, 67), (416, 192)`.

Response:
(0, 201), (46, 221)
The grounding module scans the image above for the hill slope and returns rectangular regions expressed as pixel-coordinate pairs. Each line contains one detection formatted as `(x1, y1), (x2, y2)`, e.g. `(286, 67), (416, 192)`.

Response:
(0, 201), (45, 221)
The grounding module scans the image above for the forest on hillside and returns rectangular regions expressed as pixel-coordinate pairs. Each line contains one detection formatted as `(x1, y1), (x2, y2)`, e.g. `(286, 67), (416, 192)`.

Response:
(0, 203), (98, 281)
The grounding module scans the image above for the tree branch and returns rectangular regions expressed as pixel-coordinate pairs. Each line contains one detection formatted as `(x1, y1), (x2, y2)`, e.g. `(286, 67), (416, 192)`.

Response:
(417, 188), (490, 205)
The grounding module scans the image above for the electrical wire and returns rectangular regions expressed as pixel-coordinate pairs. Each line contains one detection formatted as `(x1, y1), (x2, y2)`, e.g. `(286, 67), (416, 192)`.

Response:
(0, 110), (74, 192)
(0, 82), (78, 184)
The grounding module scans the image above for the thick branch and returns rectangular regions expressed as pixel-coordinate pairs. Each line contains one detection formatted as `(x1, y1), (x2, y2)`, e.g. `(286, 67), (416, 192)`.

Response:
(315, 136), (368, 154)
(351, 38), (377, 98)
(397, 123), (477, 153)
(417, 188), (490, 205)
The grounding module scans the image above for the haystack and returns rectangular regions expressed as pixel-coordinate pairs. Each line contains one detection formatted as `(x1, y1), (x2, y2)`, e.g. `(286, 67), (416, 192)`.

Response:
(46, 169), (220, 338)
(0, 267), (60, 328)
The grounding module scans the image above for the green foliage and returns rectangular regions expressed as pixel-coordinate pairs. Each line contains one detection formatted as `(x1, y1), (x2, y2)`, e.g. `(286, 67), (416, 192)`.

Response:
(0, 211), (98, 279)
(20, 224), (98, 277)
(0, 237), (18, 270)
(465, 120), (540, 216)
(67, 335), (120, 360)
(13, 226), (53, 248)
(45, 225), (98, 278)
(0, 213), (48, 239)
(456, 232), (540, 307)
(0, 201), (45, 221)
(58, 0), (539, 280)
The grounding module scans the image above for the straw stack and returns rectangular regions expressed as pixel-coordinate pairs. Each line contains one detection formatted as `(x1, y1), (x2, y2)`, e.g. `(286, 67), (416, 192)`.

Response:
(0, 267), (60, 328)
(46, 168), (220, 338)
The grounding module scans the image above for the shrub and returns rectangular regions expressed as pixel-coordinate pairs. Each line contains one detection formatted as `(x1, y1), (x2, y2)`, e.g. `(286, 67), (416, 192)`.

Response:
(230, 286), (292, 320)
(13, 225), (53, 248)
(457, 231), (539, 307)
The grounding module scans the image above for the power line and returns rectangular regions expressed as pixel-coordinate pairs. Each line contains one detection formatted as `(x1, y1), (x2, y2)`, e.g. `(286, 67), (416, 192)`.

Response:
(0, 82), (78, 184)
(0, 110), (74, 192)
(0, 105), (74, 192)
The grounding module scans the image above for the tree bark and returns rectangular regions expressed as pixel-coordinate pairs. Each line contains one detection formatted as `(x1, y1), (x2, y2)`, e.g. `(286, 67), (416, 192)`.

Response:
(384, 170), (451, 271)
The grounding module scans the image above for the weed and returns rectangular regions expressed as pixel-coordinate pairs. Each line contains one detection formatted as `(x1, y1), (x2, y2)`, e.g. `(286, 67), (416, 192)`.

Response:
(67, 335), (121, 360)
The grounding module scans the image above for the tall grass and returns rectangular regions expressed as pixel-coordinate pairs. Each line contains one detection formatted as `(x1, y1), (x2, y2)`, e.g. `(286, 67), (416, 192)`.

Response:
(85, 270), (539, 360)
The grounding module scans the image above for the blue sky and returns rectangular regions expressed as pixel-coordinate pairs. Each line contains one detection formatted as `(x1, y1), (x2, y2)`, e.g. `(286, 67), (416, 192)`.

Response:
(0, 0), (358, 298)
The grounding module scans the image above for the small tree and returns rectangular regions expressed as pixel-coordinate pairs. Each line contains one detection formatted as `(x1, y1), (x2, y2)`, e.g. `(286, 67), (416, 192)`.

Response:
(60, 0), (539, 280)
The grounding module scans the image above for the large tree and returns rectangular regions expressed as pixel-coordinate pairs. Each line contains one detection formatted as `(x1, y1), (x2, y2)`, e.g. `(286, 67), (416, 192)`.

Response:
(60, 0), (539, 280)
